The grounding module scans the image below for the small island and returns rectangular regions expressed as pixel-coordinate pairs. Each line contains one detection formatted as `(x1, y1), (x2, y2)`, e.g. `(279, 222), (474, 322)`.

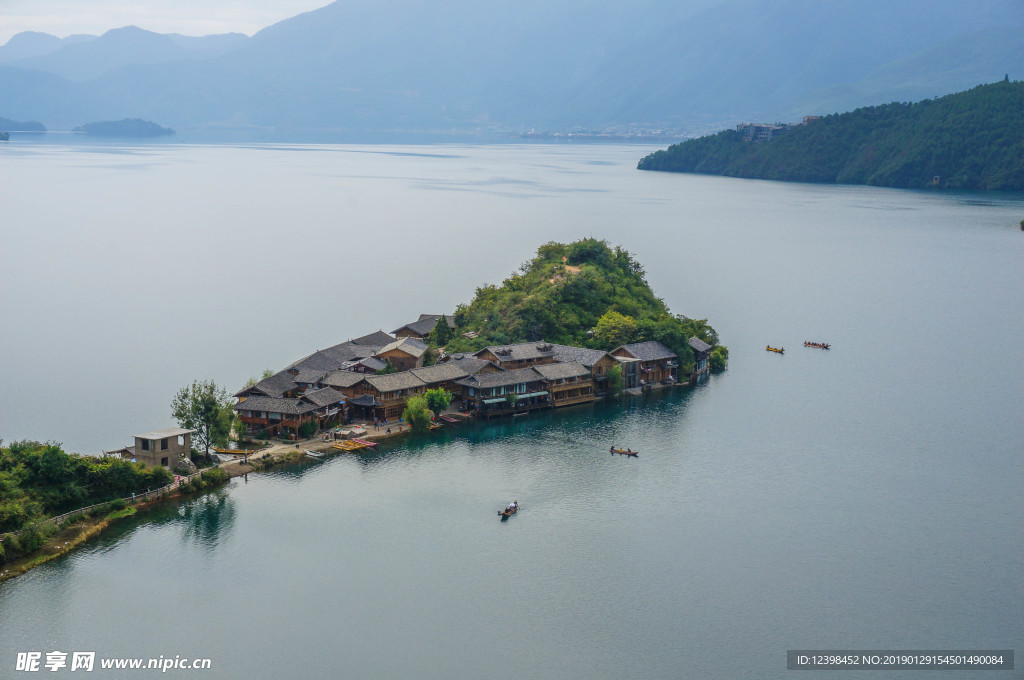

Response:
(638, 80), (1024, 191)
(0, 117), (46, 132)
(73, 118), (175, 138)
(1, 239), (726, 580)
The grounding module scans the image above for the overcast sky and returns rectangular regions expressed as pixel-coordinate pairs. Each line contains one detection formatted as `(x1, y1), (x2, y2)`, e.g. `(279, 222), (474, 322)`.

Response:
(0, 0), (331, 44)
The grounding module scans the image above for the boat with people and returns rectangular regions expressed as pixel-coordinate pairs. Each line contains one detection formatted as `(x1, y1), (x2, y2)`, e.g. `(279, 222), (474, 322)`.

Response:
(499, 500), (520, 519)
(610, 446), (639, 457)
(803, 341), (831, 349)
(766, 345), (785, 354)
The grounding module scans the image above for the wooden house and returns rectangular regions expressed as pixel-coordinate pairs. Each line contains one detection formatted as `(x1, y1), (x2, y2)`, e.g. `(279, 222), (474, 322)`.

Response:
(474, 342), (557, 370)
(392, 314), (454, 340)
(361, 371), (429, 420)
(455, 366), (550, 418)
(532, 362), (595, 407)
(373, 337), (428, 372)
(688, 337), (712, 384)
(611, 341), (678, 388)
(233, 396), (318, 439)
(549, 343), (617, 394)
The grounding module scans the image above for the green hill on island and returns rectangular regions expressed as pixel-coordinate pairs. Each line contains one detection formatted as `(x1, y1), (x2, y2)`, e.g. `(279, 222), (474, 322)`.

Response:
(442, 239), (726, 373)
(638, 80), (1024, 190)
(73, 118), (174, 138)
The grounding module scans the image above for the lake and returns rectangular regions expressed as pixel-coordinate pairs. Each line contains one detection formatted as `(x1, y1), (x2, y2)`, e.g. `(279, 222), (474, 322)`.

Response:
(0, 142), (1022, 679)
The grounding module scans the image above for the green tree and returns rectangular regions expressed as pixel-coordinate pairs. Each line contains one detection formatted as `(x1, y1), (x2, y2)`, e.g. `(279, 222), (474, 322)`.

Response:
(171, 380), (234, 456)
(376, 359), (397, 375)
(505, 393), (519, 408)
(402, 395), (433, 433)
(607, 363), (624, 397)
(594, 310), (638, 348)
(424, 387), (452, 414)
(430, 315), (453, 347)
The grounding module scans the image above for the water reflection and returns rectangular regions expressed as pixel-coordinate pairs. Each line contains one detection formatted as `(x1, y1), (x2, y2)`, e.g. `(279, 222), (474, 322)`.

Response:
(179, 490), (236, 551)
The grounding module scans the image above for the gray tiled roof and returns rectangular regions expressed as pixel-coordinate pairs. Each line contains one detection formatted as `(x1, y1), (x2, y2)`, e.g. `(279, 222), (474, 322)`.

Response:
(688, 337), (712, 353)
(475, 341), (556, 363)
(375, 337), (427, 359)
(443, 354), (501, 375)
(234, 396), (317, 416)
(322, 371), (367, 389)
(364, 372), (427, 393)
(350, 330), (395, 346)
(532, 361), (590, 380)
(615, 340), (676, 361)
(409, 362), (469, 384)
(347, 394), (381, 407)
(455, 366), (546, 389)
(355, 356), (386, 372)
(301, 387), (346, 407)
(392, 314), (455, 337)
(548, 343), (612, 368)
(234, 370), (298, 398)
(293, 368), (328, 384)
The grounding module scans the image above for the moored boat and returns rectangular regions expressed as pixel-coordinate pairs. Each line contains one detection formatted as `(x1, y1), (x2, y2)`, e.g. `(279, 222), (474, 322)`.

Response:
(304, 449), (325, 459)
(439, 415), (459, 424)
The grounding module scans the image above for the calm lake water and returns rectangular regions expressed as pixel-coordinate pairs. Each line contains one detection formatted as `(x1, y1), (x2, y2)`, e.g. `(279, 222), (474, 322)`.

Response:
(1, 143), (1022, 679)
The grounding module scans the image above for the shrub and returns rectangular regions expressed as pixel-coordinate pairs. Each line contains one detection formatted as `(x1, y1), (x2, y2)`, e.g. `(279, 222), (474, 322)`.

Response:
(710, 345), (729, 373)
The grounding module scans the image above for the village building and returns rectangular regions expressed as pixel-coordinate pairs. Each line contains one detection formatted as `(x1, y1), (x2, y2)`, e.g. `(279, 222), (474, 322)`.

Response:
(474, 342), (557, 370)
(392, 314), (454, 340)
(687, 337), (712, 384)
(548, 343), (617, 394)
(356, 371), (429, 420)
(373, 337), (428, 371)
(300, 387), (347, 427)
(611, 341), (678, 388)
(455, 366), (551, 418)
(133, 427), (194, 469)
(234, 370), (301, 400)
(408, 362), (471, 397)
(234, 395), (318, 439)
(440, 353), (503, 375)
(532, 362), (595, 407)
(349, 330), (396, 346)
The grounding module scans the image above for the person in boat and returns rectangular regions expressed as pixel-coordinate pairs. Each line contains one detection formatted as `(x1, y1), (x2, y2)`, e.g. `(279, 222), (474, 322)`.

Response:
(506, 501), (518, 513)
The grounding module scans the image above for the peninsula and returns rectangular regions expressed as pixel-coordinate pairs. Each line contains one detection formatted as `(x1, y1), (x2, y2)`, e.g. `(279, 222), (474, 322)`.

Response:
(638, 80), (1024, 191)
(73, 118), (175, 138)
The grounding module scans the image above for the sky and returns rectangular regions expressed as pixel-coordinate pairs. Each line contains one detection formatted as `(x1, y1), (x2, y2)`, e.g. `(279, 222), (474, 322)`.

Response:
(0, 0), (331, 44)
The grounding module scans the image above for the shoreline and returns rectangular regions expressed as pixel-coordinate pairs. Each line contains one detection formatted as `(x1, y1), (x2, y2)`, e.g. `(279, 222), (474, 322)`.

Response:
(1, 388), (683, 584)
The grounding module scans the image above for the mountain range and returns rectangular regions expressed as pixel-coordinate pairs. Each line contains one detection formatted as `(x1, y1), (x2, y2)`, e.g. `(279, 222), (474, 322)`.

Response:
(1, 0), (1021, 141)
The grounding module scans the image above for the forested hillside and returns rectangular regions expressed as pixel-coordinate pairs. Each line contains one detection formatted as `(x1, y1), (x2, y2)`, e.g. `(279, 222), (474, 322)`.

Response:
(442, 239), (725, 371)
(638, 81), (1024, 190)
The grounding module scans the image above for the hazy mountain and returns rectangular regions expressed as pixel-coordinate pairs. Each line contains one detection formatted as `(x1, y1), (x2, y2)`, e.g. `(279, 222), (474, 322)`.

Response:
(1, 0), (1020, 139)
(0, 31), (96, 62)
(10, 26), (248, 81)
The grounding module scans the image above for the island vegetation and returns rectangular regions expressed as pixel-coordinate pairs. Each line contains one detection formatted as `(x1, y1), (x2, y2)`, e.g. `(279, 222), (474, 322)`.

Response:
(0, 117), (46, 132)
(638, 80), (1024, 191)
(0, 439), (172, 564)
(73, 118), (175, 138)
(438, 239), (726, 375)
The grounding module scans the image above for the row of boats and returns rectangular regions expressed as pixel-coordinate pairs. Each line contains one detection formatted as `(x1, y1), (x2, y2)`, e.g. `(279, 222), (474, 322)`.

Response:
(766, 340), (832, 354)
